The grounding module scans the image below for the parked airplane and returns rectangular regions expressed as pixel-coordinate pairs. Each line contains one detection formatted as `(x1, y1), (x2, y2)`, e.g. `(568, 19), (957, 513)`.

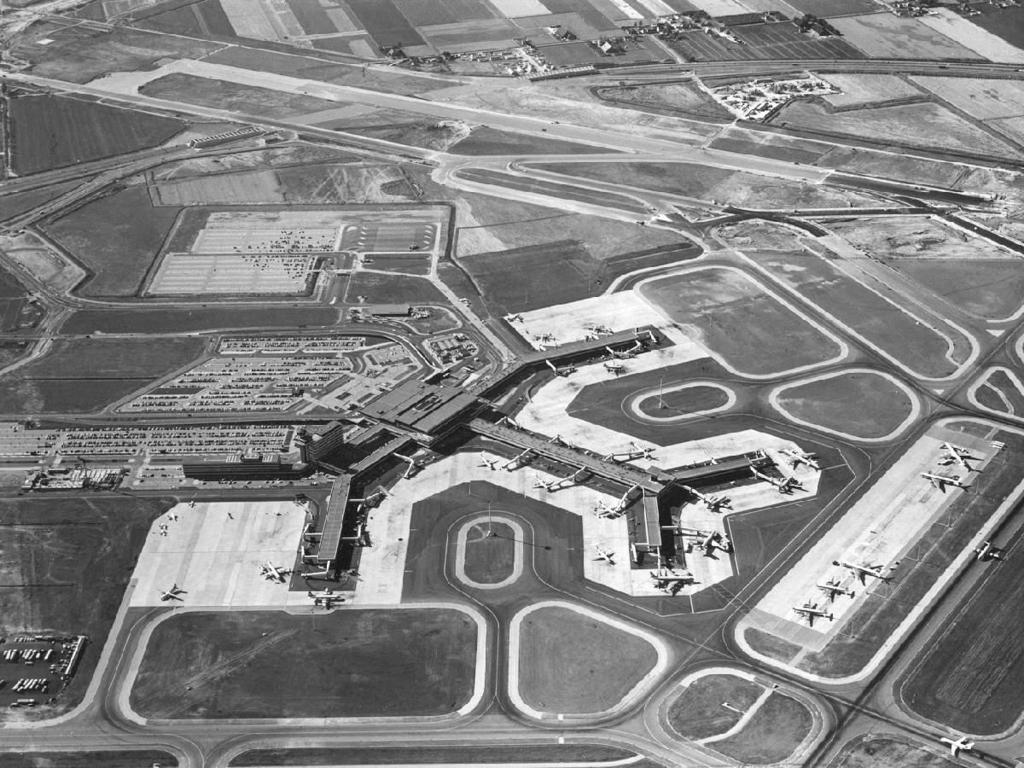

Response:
(922, 472), (968, 492)
(975, 540), (1006, 562)
(594, 544), (615, 565)
(681, 484), (731, 512)
(308, 588), (342, 607)
(546, 360), (576, 377)
(606, 341), (642, 359)
(503, 447), (534, 471)
(939, 443), (978, 472)
(793, 601), (833, 627)
(259, 561), (292, 582)
(477, 457), (500, 471)
(160, 584), (185, 602)
(650, 568), (694, 595)
(817, 577), (855, 602)
(507, 313), (522, 322)
(832, 560), (893, 584)
(603, 442), (654, 464)
(751, 467), (802, 494)
(594, 500), (618, 518)
(304, 560), (333, 579)
(781, 448), (820, 471)
(940, 736), (975, 758)
(664, 526), (730, 557)
(603, 360), (626, 375)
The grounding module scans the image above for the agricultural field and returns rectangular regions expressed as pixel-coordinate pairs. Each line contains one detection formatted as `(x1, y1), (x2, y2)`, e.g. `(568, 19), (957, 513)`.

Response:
(827, 736), (959, 768)
(781, 0), (877, 14)
(9, 95), (184, 175)
(516, 605), (658, 715)
(228, 745), (636, 767)
(137, 0), (234, 38)
(746, 250), (964, 379)
(711, 693), (813, 765)
(637, 268), (842, 376)
(911, 76), (1024, 121)
(969, 4), (1024, 50)
(130, 609), (478, 718)
(772, 371), (916, 440)
(0, 337), (205, 413)
(2, 751), (179, 768)
(900, 521), (1024, 734)
(772, 101), (1019, 160)
(139, 74), (340, 119)
(666, 674), (763, 740)
(664, 20), (862, 62)
(531, 160), (878, 209)
(41, 185), (181, 297)
(829, 14), (981, 60)
(462, 520), (515, 584)
(0, 496), (173, 718)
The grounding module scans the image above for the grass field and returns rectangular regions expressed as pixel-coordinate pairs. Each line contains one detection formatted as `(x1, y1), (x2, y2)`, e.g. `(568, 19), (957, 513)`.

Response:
(62, 306), (339, 334)
(895, 259), (1024, 322)
(634, 384), (730, 419)
(666, 674), (762, 740)
(9, 95), (184, 176)
(0, 337), (205, 413)
(450, 127), (610, 156)
(15, 24), (223, 84)
(911, 76), (1024, 121)
(131, 608), (477, 718)
(463, 520), (515, 584)
(517, 605), (657, 715)
(638, 268), (841, 376)
(712, 693), (813, 765)
(773, 101), (1017, 159)
(827, 735), (958, 768)
(977, 368), (1024, 416)
(2, 751), (179, 768)
(829, 216), (1009, 262)
(41, 186), (181, 297)
(748, 250), (961, 379)
(593, 82), (733, 121)
(345, 272), (447, 304)
(816, 147), (968, 189)
(0, 496), (173, 718)
(900, 519), (1024, 734)
(229, 745), (635, 766)
(139, 74), (340, 119)
(773, 371), (915, 440)
(819, 74), (923, 109)
(532, 161), (873, 210)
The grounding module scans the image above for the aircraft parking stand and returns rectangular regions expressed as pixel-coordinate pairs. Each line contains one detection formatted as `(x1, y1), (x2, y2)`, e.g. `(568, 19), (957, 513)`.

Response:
(738, 424), (998, 661)
(129, 500), (307, 608)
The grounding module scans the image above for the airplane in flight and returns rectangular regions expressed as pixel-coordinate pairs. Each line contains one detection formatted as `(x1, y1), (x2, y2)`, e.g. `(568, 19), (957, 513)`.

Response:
(160, 584), (186, 602)
(603, 360), (626, 375)
(833, 559), (894, 584)
(939, 443), (978, 472)
(259, 561), (292, 582)
(650, 568), (694, 595)
(308, 587), (343, 607)
(975, 540), (1006, 562)
(594, 544), (615, 565)
(681, 484), (731, 512)
(922, 472), (968, 492)
(793, 601), (833, 627)
(751, 467), (802, 494)
(817, 577), (855, 602)
(546, 360), (576, 377)
(939, 736), (975, 758)
(781, 448), (820, 471)
(477, 457), (500, 471)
